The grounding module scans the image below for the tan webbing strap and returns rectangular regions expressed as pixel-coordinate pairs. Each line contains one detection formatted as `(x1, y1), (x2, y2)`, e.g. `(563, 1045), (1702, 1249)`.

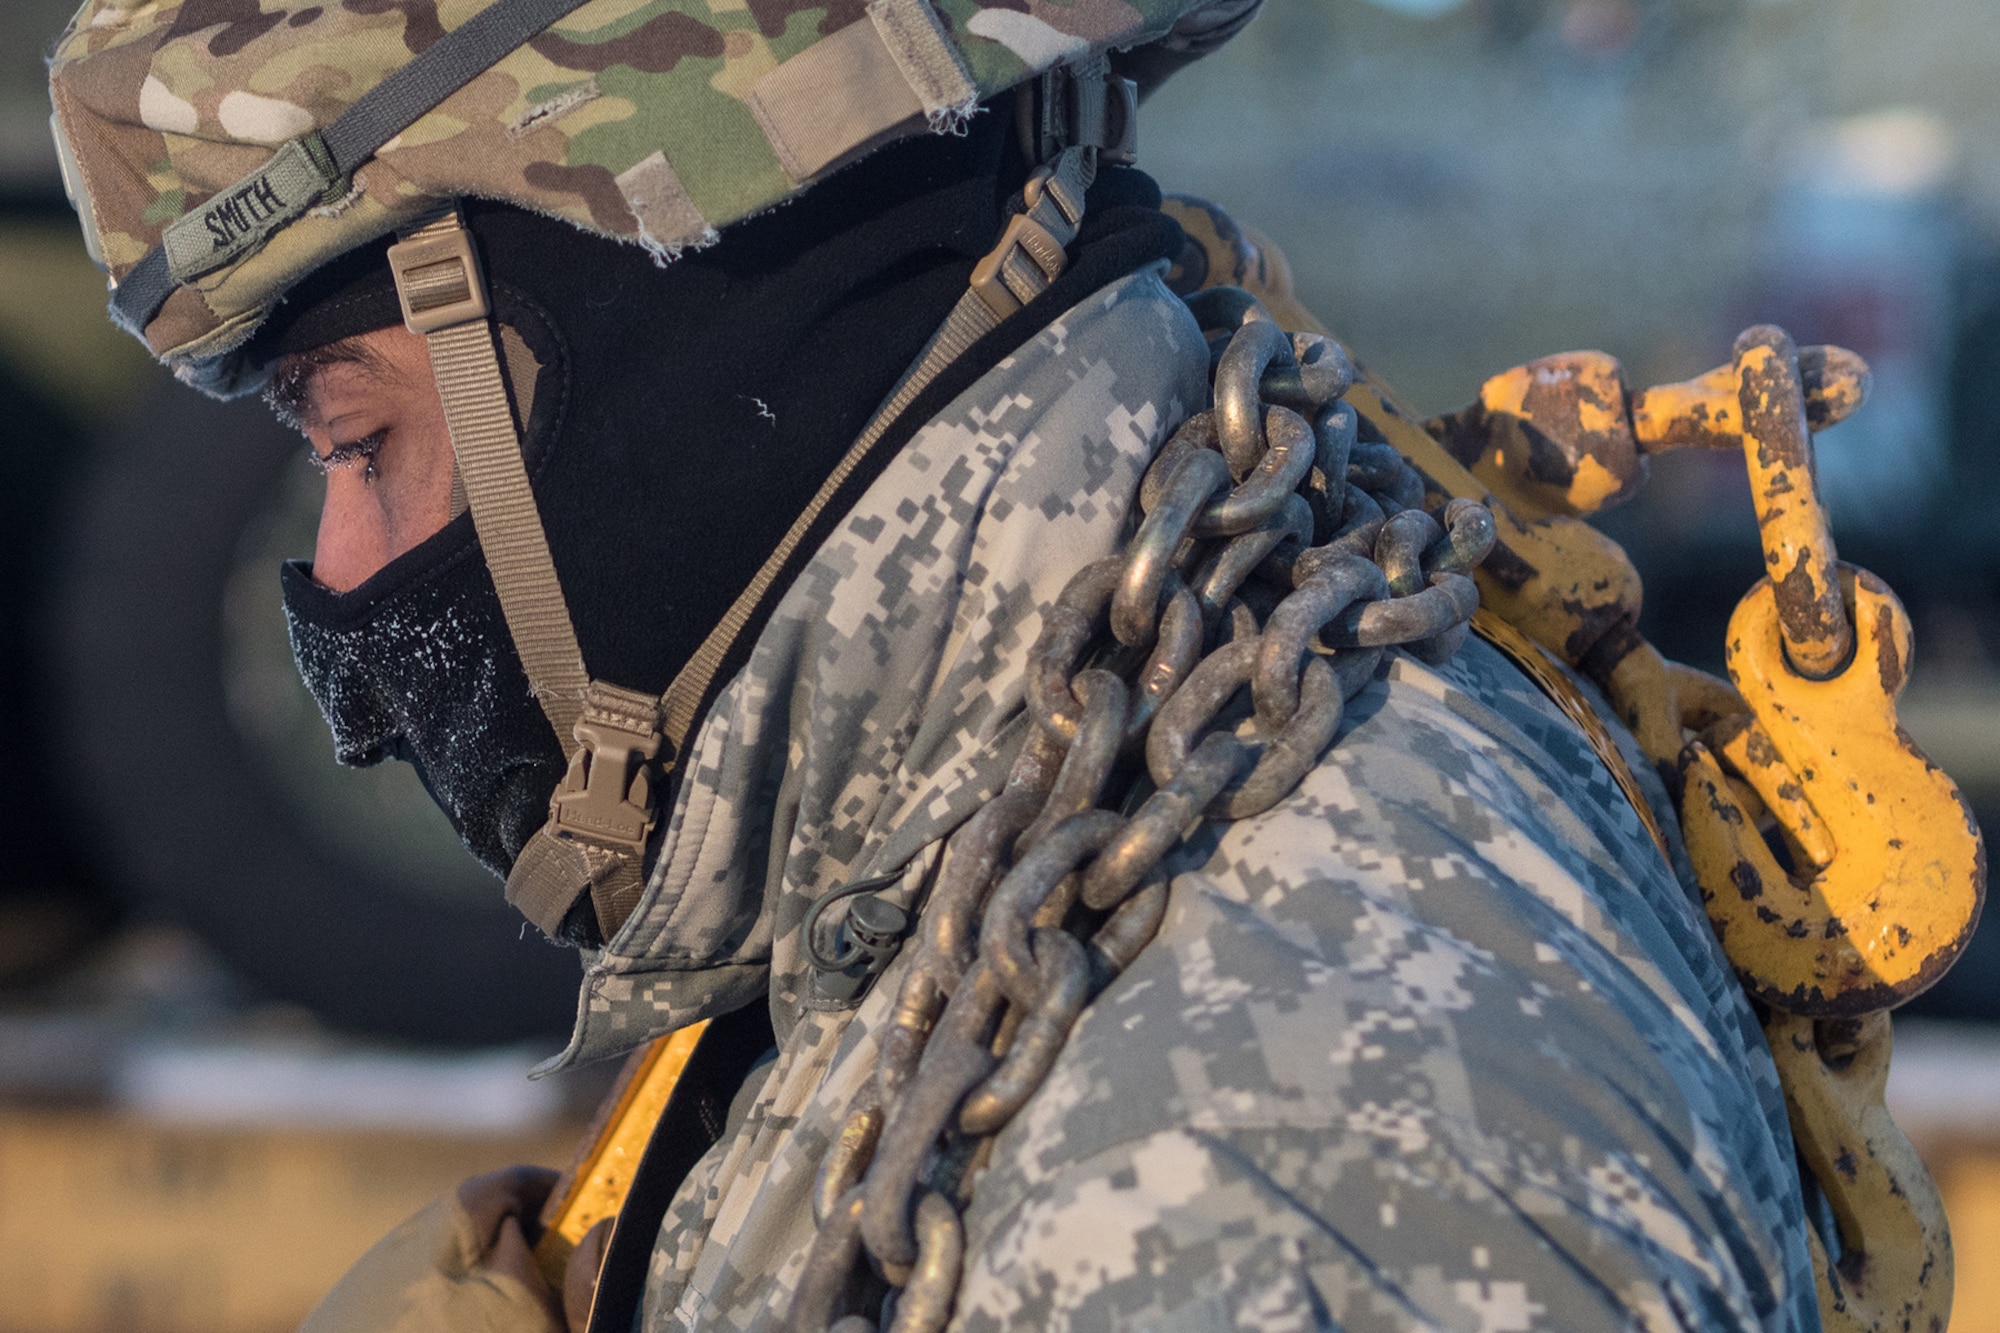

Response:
(388, 209), (589, 750)
(656, 143), (1098, 753)
(388, 209), (666, 938)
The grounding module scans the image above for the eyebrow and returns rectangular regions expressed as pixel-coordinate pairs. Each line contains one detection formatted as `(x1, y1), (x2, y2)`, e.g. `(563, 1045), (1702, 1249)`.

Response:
(264, 336), (395, 433)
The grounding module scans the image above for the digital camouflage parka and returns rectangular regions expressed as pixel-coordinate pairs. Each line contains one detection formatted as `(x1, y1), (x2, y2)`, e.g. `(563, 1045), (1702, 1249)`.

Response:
(531, 263), (1819, 1332)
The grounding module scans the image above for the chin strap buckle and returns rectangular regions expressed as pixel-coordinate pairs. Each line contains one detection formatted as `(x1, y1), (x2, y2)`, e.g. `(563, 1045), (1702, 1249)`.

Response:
(506, 682), (669, 942)
(387, 217), (491, 334)
(972, 55), (1132, 323)
(1020, 55), (1138, 168)
(550, 682), (665, 852)
(969, 151), (1093, 321)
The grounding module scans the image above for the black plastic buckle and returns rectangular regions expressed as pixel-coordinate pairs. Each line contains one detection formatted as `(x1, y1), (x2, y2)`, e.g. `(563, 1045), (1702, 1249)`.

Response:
(805, 871), (912, 1005)
(1023, 58), (1139, 166)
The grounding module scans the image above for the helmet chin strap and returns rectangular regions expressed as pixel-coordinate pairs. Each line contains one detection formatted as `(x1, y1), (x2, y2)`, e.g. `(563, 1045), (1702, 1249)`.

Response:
(389, 207), (666, 940)
(386, 59), (1133, 944)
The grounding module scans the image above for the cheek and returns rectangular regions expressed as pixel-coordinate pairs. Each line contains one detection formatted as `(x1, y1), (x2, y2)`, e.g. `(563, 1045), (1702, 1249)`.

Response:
(386, 444), (458, 552)
(383, 423), (458, 558)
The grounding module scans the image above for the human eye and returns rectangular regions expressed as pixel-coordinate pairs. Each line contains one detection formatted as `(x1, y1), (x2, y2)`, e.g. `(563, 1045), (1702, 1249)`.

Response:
(309, 429), (387, 481)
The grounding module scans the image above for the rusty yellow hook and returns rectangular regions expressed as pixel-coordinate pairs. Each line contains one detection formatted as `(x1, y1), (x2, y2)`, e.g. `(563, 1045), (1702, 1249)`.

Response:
(1678, 326), (1985, 1017)
(1763, 1011), (1954, 1332)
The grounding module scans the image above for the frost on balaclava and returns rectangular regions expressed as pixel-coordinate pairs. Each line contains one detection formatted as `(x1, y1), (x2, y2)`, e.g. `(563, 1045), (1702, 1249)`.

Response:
(273, 110), (1029, 889)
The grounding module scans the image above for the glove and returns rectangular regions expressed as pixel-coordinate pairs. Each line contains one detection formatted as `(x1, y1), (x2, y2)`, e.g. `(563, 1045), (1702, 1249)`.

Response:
(301, 1166), (573, 1333)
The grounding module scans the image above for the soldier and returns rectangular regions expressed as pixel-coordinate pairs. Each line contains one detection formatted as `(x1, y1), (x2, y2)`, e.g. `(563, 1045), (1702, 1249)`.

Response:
(49, 1), (1816, 1330)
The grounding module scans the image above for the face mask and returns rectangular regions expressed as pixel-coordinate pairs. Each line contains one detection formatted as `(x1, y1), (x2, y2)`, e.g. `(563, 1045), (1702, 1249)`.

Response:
(280, 525), (568, 879)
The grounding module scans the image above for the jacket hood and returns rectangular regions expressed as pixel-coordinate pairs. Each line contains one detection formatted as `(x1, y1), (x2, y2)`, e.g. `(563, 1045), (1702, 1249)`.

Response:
(538, 262), (1208, 1072)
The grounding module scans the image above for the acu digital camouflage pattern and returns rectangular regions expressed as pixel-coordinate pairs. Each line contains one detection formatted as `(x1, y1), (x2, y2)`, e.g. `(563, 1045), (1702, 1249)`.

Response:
(521, 267), (1815, 1329)
(46, 0), (1253, 386)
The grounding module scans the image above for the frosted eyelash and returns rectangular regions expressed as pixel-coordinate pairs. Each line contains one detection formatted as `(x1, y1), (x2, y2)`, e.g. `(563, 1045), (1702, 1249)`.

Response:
(309, 430), (385, 478)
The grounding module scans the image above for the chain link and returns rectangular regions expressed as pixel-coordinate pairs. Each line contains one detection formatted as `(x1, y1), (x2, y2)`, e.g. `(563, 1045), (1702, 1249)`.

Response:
(786, 289), (1493, 1333)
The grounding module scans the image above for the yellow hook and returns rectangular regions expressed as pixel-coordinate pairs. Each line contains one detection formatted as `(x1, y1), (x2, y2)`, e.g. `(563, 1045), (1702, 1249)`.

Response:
(1678, 327), (1984, 1017)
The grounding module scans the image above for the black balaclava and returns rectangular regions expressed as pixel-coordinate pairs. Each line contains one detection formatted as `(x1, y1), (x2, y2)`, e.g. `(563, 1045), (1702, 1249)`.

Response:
(275, 111), (1029, 886)
(270, 102), (1182, 931)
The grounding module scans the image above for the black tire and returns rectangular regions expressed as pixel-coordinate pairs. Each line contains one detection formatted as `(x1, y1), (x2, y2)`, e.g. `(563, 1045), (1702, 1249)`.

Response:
(51, 375), (579, 1045)
(0, 349), (120, 980)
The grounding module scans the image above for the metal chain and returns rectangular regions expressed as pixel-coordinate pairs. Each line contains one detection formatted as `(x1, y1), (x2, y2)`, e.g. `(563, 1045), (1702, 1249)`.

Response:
(786, 289), (1495, 1333)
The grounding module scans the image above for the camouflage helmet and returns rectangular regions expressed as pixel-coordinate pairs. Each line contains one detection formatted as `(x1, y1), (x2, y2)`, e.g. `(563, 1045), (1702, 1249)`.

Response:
(48, 0), (1261, 394)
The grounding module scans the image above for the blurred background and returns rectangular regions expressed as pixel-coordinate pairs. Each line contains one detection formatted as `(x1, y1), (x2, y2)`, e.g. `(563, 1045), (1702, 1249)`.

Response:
(2, 0), (1997, 1328)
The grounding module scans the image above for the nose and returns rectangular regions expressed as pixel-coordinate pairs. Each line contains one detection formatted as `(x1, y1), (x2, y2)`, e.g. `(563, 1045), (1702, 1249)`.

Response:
(313, 466), (398, 593)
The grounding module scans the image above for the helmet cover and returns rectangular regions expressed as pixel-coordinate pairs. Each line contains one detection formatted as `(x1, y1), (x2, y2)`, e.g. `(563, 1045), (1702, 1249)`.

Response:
(49, 0), (1260, 393)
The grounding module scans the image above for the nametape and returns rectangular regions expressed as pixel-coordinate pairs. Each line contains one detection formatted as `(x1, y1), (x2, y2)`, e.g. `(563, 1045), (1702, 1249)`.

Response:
(161, 134), (342, 284)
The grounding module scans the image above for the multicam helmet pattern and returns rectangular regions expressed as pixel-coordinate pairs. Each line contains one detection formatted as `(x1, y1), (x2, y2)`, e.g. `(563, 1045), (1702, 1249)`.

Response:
(48, 0), (1258, 391)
